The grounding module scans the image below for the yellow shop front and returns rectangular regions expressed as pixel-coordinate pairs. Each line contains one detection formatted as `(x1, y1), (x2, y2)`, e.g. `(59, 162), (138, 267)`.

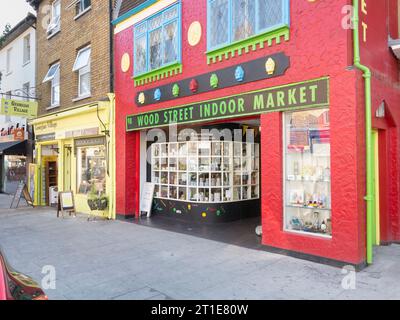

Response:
(30, 97), (116, 219)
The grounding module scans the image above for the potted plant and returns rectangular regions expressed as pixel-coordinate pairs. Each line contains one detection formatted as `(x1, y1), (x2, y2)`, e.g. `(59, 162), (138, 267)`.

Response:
(87, 186), (98, 211)
(97, 194), (108, 211)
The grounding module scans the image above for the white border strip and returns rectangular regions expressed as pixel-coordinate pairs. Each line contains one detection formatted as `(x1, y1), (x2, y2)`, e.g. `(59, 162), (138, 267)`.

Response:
(114, 0), (178, 34)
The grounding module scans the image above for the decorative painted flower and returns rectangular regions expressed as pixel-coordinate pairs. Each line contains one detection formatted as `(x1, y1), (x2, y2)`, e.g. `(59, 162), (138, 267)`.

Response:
(189, 79), (199, 93)
(265, 58), (276, 75)
(210, 73), (219, 88)
(154, 88), (162, 101)
(235, 66), (245, 82)
(138, 92), (145, 104)
(172, 84), (180, 97)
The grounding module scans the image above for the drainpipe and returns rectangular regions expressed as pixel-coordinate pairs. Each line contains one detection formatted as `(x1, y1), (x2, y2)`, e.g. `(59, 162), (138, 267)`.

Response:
(352, 0), (373, 264)
(107, 93), (116, 220)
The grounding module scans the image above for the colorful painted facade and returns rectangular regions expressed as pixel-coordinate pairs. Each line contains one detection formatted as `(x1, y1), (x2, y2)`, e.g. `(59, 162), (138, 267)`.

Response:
(113, 0), (400, 267)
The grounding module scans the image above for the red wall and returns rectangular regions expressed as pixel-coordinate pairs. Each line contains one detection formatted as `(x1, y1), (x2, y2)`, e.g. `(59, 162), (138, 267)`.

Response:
(114, 0), (371, 264)
(359, 0), (400, 243)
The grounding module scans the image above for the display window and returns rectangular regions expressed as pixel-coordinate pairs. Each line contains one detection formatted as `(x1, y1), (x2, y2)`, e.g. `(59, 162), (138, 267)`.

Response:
(77, 145), (106, 194)
(151, 141), (260, 203)
(284, 108), (332, 237)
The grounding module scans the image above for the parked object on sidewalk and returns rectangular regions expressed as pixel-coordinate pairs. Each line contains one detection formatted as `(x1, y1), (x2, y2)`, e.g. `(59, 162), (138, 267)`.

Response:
(57, 191), (76, 218)
(255, 225), (262, 237)
(49, 186), (59, 207)
(0, 247), (47, 300)
(10, 181), (34, 209)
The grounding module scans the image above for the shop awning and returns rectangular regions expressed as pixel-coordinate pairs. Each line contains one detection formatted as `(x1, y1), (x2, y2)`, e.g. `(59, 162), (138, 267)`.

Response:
(0, 140), (27, 156)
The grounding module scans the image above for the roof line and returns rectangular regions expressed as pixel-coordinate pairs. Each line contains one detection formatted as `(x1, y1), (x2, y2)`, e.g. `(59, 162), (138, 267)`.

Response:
(112, 0), (157, 25)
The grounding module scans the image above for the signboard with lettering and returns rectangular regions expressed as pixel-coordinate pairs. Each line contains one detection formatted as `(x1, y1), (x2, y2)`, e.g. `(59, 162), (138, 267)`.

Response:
(126, 77), (329, 131)
(1, 99), (38, 118)
(140, 182), (155, 217)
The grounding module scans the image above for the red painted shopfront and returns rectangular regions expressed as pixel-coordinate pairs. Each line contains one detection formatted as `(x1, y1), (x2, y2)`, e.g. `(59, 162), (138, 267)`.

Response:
(113, 0), (400, 267)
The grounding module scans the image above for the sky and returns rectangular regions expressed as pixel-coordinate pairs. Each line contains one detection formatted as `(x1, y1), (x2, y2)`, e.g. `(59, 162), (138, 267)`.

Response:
(0, 0), (36, 32)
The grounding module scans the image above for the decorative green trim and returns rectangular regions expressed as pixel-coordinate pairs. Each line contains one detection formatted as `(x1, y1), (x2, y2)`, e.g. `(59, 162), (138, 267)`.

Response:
(133, 63), (183, 87)
(206, 26), (290, 65)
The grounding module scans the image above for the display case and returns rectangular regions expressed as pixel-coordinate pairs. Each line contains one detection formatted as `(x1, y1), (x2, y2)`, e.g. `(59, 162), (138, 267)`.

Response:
(151, 141), (260, 203)
(284, 109), (332, 237)
(151, 140), (260, 223)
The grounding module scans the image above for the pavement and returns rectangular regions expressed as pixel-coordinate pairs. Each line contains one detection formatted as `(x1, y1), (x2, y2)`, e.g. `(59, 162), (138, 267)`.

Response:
(0, 193), (399, 300)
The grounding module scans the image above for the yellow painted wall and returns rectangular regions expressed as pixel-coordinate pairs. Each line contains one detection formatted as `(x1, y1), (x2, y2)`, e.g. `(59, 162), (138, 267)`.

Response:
(31, 99), (116, 219)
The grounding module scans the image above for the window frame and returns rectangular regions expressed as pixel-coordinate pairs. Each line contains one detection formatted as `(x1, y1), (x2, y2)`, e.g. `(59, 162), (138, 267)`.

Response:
(206, 0), (290, 52)
(78, 63), (91, 97)
(133, 2), (182, 77)
(47, 0), (61, 37)
(73, 46), (91, 98)
(23, 34), (31, 65)
(43, 62), (60, 108)
(76, 144), (107, 195)
(6, 48), (12, 74)
(75, 0), (92, 19)
(282, 108), (332, 239)
(22, 82), (30, 101)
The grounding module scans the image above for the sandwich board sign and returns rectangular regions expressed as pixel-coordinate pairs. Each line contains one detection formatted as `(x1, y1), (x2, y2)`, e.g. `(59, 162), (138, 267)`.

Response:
(10, 182), (34, 209)
(140, 182), (155, 217)
(57, 191), (76, 218)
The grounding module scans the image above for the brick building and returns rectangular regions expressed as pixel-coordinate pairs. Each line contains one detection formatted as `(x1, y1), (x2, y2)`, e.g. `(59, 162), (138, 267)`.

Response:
(113, 0), (400, 267)
(27, 0), (117, 218)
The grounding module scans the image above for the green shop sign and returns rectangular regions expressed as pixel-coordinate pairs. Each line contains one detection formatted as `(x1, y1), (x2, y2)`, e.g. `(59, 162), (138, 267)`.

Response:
(126, 77), (329, 131)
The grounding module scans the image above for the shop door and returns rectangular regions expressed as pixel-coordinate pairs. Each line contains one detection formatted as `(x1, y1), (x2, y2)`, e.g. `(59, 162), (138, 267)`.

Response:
(372, 130), (380, 246)
(64, 145), (72, 191)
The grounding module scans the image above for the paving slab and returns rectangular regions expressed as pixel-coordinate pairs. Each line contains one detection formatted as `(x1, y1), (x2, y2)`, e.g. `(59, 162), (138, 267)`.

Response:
(0, 205), (400, 300)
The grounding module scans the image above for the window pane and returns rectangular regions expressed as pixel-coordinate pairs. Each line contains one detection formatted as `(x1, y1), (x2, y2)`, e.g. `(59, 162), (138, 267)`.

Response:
(258, 0), (283, 31)
(209, 0), (229, 48)
(51, 84), (60, 105)
(284, 109), (331, 237)
(164, 20), (178, 64)
(232, 0), (255, 41)
(135, 35), (147, 74)
(23, 35), (30, 64)
(149, 14), (163, 30)
(164, 5), (178, 21)
(79, 69), (91, 96)
(43, 63), (59, 83)
(77, 146), (106, 194)
(73, 47), (91, 71)
(149, 28), (162, 70)
(135, 22), (147, 35)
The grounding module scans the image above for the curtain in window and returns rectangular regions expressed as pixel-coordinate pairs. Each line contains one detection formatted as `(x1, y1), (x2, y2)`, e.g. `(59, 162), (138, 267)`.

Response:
(232, 0), (255, 41)
(258, 0), (283, 31)
(150, 28), (162, 70)
(210, 0), (229, 48)
(164, 21), (178, 64)
(135, 35), (147, 74)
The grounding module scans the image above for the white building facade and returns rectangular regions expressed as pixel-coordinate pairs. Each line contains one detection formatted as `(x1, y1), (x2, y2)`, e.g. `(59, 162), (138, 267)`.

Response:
(0, 13), (36, 194)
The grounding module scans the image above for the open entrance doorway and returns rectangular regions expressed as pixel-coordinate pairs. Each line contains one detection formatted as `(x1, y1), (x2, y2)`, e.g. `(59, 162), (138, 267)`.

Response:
(136, 117), (263, 249)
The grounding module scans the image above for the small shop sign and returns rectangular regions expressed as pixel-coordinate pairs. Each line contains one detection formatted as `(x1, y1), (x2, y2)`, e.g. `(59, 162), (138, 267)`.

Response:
(126, 77), (330, 131)
(1, 98), (38, 118)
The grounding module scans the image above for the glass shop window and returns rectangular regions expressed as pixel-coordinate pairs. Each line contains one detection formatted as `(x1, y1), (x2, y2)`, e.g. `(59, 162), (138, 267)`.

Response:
(208, 0), (289, 50)
(134, 3), (180, 76)
(77, 145), (106, 194)
(284, 109), (332, 237)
